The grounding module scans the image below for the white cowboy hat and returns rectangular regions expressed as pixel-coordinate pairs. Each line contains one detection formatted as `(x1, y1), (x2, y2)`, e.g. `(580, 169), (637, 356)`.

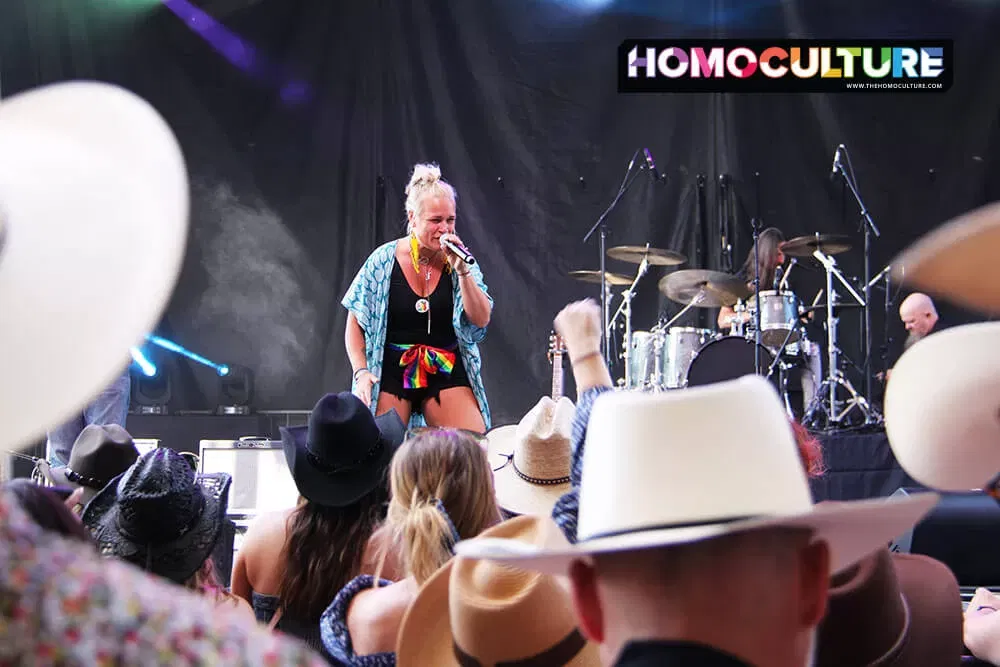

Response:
(0, 81), (188, 451)
(892, 201), (1000, 315)
(485, 395), (575, 516)
(456, 376), (939, 575)
(396, 514), (600, 667)
(884, 322), (1000, 491)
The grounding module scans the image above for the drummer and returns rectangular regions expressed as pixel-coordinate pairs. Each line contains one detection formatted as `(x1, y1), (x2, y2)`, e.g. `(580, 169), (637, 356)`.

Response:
(716, 228), (822, 416)
(717, 227), (786, 332)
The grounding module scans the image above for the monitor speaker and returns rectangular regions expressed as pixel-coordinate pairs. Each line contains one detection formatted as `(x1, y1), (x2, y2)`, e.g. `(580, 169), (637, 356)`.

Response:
(890, 487), (1000, 587)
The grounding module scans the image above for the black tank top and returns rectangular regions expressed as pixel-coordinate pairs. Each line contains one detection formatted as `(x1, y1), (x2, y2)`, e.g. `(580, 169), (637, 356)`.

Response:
(386, 258), (458, 347)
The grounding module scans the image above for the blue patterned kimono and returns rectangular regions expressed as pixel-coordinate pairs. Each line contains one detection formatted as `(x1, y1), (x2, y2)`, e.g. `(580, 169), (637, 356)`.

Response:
(342, 240), (492, 429)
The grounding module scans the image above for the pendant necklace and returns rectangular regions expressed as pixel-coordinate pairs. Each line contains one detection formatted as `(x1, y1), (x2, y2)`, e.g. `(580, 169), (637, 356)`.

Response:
(415, 256), (432, 334)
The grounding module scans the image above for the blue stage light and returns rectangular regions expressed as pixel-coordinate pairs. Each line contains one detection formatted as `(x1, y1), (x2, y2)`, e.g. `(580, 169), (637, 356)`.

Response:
(129, 347), (158, 377)
(146, 335), (228, 375)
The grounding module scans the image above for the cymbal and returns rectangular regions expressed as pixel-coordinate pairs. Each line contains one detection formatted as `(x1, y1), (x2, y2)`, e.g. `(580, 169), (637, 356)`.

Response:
(658, 269), (751, 308)
(607, 245), (687, 266)
(780, 234), (852, 257)
(892, 201), (1000, 314)
(568, 270), (633, 286)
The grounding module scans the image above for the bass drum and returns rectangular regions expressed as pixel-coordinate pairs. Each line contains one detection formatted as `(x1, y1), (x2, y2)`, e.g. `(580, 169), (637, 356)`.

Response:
(685, 337), (778, 389)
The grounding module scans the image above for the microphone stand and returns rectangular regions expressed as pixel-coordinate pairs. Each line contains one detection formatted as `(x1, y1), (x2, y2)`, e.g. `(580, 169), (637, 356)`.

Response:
(832, 147), (882, 424)
(583, 150), (644, 364)
(750, 172), (763, 376)
(719, 174), (734, 273)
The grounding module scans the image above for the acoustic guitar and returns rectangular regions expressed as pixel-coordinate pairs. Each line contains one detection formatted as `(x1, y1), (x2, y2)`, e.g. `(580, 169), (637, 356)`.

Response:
(484, 331), (567, 447)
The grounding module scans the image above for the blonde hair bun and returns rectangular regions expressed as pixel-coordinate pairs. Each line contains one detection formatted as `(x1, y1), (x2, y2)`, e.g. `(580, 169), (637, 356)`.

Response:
(405, 163), (442, 196)
(404, 162), (457, 218)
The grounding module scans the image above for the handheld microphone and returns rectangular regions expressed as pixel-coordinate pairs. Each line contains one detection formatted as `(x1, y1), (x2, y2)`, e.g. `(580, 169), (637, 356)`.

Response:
(829, 144), (844, 179)
(441, 238), (476, 265)
(643, 148), (661, 182)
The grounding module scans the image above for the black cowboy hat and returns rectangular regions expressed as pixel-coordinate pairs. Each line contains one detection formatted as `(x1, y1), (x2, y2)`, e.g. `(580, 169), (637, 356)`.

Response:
(81, 448), (231, 585)
(43, 424), (139, 504)
(280, 392), (405, 508)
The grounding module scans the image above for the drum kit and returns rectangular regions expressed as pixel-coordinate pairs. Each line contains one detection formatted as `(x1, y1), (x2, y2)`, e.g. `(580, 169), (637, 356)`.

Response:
(569, 232), (882, 427)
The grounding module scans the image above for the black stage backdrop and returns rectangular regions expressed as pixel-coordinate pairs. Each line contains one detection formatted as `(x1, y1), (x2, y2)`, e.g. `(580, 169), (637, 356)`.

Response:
(4, 0), (1000, 424)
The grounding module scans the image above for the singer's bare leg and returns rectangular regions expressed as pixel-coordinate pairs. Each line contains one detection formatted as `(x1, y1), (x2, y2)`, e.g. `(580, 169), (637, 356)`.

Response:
(376, 391), (412, 426)
(423, 387), (486, 433)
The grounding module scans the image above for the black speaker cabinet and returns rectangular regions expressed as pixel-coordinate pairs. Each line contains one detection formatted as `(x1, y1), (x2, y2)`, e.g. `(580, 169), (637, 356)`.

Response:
(891, 487), (1000, 587)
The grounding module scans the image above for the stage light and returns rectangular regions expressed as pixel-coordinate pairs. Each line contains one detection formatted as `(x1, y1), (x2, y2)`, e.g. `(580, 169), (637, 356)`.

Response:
(217, 364), (254, 415)
(130, 347), (158, 377)
(131, 365), (172, 415)
(146, 335), (229, 375)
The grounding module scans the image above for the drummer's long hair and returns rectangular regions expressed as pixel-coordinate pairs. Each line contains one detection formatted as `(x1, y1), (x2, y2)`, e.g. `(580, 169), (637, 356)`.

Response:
(741, 227), (785, 290)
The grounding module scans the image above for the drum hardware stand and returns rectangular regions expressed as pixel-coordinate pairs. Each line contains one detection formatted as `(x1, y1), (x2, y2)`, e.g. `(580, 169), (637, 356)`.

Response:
(832, 144), (882, 421)
(802, 248), (878, 429)
(583, 149), (646, 366)
(868, 264), (895, 384)
(764, 323), (800, 420)
(608, 249), (650, 387)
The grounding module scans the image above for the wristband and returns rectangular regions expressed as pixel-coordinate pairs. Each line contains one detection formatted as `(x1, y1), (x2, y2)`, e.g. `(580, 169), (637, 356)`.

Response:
(457, 269), (471, 277)
(570, 350), (603, 366)
(354, 368), (369, 381)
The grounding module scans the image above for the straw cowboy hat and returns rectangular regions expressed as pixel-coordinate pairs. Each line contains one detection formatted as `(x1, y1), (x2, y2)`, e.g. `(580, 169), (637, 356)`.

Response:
(892, 201), (1000, 315)
(280, 392), (406, 507)
(815, 548), (963, 667)
(485, 395), (575, 516)
(39, 424), (140, 505)
(0, 81), (188, 452)
(396, 514), (600, 667)
(456, 376), (939, 575)
(883, 322), (1000, 491)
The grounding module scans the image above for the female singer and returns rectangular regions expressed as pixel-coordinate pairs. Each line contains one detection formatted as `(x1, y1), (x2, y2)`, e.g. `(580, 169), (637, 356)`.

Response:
(342, 163), (492, 432)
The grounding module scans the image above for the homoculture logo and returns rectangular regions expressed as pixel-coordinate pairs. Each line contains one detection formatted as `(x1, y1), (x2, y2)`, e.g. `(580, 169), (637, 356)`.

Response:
(618, 40), (952, 93)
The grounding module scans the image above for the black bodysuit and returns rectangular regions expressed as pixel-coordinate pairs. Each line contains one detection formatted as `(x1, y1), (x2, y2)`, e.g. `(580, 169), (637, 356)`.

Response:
(380, 258), (470, 411)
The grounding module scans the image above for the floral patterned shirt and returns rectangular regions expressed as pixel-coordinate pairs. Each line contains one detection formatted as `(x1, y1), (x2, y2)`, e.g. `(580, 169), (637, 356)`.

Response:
(0, 489), (326, 666)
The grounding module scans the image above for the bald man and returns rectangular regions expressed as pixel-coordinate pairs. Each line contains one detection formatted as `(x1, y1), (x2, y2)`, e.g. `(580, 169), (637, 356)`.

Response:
(899, 292), (939, 349)
(880, 293), (939, 384)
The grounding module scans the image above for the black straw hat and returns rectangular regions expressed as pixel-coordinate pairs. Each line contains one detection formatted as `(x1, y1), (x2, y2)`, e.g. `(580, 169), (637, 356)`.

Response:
(81, 448), (231, 585)
(280, 392), (405, 507)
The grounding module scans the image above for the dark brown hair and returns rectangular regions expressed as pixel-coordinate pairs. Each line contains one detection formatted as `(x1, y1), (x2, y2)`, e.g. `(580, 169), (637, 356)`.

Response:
(741, 227), (785, 291)
(4, 479), (92, 543)
(277, 483), (388, 621)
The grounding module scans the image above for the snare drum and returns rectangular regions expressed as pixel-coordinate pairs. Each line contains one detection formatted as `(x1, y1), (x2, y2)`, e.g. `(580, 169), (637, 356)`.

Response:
(685, 337), (779, 390)
(746, 290), (801, 348)
(662, 327), (716, 388)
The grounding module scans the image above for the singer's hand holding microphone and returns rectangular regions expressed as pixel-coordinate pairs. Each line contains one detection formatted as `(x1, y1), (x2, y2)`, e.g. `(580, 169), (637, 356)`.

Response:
(440, 234), (476, 270)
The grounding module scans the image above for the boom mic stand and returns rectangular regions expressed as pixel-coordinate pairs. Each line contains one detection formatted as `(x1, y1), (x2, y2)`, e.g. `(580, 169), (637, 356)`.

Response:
(832, 145), (883, 425)
(583, 149), (645, 364)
